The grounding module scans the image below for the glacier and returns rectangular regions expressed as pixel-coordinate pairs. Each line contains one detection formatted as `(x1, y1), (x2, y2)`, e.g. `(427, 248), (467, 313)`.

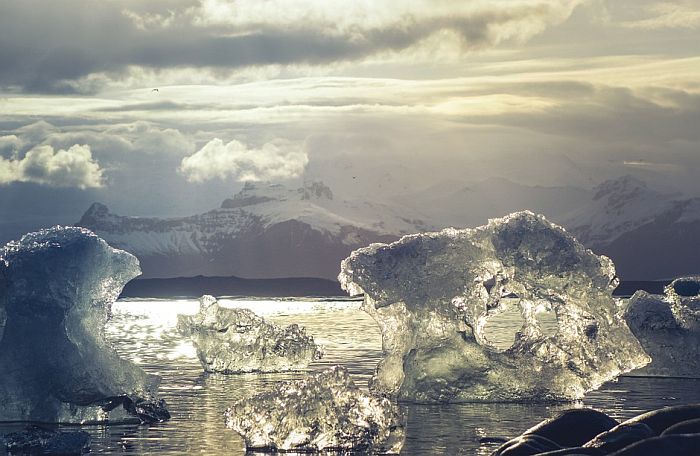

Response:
(177, 295), (323, 373)
(624, 277), (700, 377)
(339, 211), (650, 402)
(0, 227), (169, 424)
(225, 366), (405, 453)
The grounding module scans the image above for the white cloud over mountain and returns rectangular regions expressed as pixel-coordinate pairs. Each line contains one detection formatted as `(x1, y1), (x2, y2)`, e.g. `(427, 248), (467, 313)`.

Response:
(180, 138), (308, 183)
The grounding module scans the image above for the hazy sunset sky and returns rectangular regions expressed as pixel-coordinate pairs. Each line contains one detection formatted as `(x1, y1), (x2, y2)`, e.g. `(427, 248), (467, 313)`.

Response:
(0, 0), (698, 231)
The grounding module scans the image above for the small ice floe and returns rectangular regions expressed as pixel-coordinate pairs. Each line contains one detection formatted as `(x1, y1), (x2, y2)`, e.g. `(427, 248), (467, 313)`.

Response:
(339, 211), (650, 402)
(225, 366), (405, 454)
(177, 295), (323, 373)
(0, 226), (169, 424)
(624, 276), (700, 377)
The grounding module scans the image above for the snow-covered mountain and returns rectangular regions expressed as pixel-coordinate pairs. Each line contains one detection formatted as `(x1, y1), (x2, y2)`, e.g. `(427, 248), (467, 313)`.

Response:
(77, 181), (432, 280)
(76, 176), (700, 281)
(564, 176), (700, 280)
(564, 175), (682, 245)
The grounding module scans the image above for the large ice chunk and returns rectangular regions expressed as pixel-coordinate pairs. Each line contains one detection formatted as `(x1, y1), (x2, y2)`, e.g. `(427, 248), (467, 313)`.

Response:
(624, 277), (700, 377)
(177, 295), (323, 373)
(0, 226), (168, 423)
(225, 366), (405, 453)
(339, 211), (650, 402)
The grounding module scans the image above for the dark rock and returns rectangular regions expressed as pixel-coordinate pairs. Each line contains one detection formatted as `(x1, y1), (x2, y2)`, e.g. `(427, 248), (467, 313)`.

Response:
(492, 434), (563, 455)
(521, 409), (618, 448)
(661, 418), (700, 436)
(535, 449), (601, 455)
(610, 434), (700, 455)
(495, 406), (700, 456)
(619, 404), (700, 435)
(582, 422), (655, 453)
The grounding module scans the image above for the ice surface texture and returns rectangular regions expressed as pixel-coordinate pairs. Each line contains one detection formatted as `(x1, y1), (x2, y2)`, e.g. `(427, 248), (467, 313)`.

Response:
(339, 211), (650, 402)
(624, 277), (700, 377)
(0, 226), (167, 423)
(225, 366), (405, 453)
(177, 295), (323, 373)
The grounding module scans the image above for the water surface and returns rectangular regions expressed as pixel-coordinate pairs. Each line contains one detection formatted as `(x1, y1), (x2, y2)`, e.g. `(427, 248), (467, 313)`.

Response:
(3, 298), (699, 455)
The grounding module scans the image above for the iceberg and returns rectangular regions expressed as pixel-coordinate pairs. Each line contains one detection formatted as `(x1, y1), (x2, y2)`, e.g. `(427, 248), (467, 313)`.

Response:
(177, 295), (323, 373)
(624, 277), (700, 377)
(339, 211), (650, 402)
(0, 227), (169, 424)
(225, 366), (405, 453)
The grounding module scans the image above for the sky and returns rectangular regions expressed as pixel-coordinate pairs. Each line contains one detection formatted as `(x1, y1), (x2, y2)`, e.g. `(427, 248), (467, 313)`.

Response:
(0, 0), (699, 236)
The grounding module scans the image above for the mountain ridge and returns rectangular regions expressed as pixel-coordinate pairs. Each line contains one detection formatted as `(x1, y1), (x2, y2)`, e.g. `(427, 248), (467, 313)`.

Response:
(77, 181), (429, 280)
(77, 176), (700, 281)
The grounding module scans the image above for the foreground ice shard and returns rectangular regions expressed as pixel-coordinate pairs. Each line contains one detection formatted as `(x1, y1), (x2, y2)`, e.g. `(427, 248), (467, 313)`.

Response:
(339, 211), (650, 402)
(177, 295), (323, 373)
(624, 277), (700, 377)
(0, 227), (168, 423)
(225, 366), (405, 453)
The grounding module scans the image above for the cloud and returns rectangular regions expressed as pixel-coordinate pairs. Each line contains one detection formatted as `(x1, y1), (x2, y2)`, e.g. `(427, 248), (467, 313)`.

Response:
(622, 160), (680, 172)
(0, 135), (21, 155)
(179, 138), (308, 183)
(473, 84), (700, 145)
(0, 0), (580, 93)
(0, 144), (104, 189)
(620, 1), (700, 30)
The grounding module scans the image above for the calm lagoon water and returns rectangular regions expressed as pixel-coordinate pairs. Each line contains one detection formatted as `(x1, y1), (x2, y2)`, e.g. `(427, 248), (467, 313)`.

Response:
(4, 298), (700, 455)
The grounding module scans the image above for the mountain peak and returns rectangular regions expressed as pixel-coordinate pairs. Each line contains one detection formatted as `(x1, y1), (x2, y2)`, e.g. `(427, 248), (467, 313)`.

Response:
(298, 181), (333, 201)
(593, 175), (650, 202)
(221, 181), (333, 209)
(78, 202), (110, 225)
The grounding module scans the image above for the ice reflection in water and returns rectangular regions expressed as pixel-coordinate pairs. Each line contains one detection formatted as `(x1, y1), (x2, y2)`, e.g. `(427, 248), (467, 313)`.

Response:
(481, 298), (560, 351)
(2, 298), (698, 455)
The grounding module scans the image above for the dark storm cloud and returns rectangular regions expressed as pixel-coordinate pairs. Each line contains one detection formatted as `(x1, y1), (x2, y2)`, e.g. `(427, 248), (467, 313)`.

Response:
(0, 0), (568, 93)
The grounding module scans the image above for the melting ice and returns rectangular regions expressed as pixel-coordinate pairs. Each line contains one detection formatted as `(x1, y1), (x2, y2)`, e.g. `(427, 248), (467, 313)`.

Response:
(625, 277), (700, 378)
(0, 227), (168, 424)
(177, 295), (323, 373)
(339, 211), (650, 402)
(225, 365), (405, 453)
